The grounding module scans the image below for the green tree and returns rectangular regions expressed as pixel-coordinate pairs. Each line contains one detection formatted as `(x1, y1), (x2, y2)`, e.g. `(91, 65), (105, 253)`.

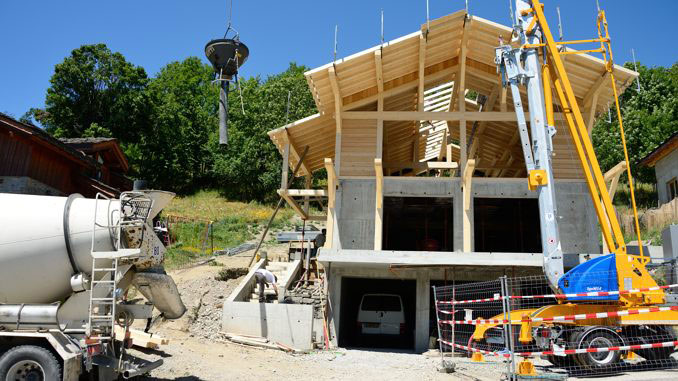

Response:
(592, 62), (678, 184)
(38, 44), (150, 170)
(211, 63), (317, 202)
(139, 57), (218, 193)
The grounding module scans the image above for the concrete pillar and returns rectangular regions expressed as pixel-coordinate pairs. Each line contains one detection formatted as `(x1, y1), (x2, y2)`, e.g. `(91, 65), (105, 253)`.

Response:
(415, 270), (431, 352)
(328, 269), (341, 347)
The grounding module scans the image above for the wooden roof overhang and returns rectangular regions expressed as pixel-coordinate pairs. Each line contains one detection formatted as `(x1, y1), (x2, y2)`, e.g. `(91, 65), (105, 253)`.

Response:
(268, 10), (638, 179)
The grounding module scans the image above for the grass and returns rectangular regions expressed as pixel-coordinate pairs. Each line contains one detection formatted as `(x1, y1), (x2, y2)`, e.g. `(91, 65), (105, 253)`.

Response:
(161, 190), (295, 269)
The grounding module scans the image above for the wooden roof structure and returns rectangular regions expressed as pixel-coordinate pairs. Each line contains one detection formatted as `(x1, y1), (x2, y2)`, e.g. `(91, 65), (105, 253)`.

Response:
(639, 132), (678, 167)
(268, 10), (638, 179)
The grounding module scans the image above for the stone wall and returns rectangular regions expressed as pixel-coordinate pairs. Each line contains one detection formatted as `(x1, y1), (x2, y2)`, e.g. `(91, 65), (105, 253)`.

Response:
(0, 176), (62, 196)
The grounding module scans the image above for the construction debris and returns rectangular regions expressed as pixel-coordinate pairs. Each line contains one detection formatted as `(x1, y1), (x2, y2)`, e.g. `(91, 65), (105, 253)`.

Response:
(114, 326), (170, 349)
(223, 333), (305, 354)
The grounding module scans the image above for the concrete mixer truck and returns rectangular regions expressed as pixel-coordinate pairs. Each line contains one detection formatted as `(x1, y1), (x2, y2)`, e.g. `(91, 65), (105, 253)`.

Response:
(0, 190), (187, 380)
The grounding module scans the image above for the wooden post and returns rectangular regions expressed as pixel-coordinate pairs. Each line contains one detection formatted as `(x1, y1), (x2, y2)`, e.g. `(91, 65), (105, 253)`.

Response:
(281, 142), (290, 189)
(329, 67), (343, 176)
(462, 159), (476, 252)
(601, 161), (627, 253)
(324, 158), (338, 248)
(375, 50), (384, 160)
(304, 175), (312, 215)
(374, 159), (384, 250)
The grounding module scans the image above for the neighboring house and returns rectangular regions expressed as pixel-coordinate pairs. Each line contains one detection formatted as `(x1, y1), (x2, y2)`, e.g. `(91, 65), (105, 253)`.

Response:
(0, 112), (132, 198)
(639, 132), (678, 205)
(267, 10), (638, 351)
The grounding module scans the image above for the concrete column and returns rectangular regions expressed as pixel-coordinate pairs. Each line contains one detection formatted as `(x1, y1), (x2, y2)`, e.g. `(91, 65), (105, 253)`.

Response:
(415, 270), (431, 352)
(328, 269), (341, 347)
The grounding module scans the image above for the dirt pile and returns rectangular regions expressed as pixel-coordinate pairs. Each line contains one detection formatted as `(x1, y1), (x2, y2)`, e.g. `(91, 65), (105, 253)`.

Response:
(159, 260), (245, 341)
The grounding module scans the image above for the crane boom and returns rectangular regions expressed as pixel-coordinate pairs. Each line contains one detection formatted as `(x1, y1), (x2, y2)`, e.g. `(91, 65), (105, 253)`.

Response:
(497, 0), (662, 306)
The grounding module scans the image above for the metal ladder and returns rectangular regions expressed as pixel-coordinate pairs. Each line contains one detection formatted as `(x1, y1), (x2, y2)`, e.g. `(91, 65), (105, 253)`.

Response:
(87, 192), (152, 342)
(86, 256), (119, 341)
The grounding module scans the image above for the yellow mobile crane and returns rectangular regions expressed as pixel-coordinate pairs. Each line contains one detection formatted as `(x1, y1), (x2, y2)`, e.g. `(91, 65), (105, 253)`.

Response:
(471, 0), (678, 369)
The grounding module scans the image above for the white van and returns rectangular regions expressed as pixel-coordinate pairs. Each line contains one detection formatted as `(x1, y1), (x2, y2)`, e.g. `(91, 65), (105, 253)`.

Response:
(357, 294), (405, 335)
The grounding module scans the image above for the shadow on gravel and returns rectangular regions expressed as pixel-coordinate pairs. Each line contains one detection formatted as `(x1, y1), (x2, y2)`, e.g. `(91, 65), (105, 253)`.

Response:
(139, 377), (204, 381)
(133, 347), (174, 358)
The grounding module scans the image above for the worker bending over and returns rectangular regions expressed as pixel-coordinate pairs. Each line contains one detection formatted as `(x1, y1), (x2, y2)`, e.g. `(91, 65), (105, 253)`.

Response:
(254, 268), (278, 302)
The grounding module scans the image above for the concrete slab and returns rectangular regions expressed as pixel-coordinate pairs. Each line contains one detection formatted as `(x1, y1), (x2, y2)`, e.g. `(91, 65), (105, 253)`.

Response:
(318, 249), (544, 268)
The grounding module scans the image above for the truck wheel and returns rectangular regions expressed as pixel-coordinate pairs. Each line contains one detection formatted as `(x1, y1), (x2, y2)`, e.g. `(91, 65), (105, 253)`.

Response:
(575, 330), (622, 370)
(0, 345), (61, 381)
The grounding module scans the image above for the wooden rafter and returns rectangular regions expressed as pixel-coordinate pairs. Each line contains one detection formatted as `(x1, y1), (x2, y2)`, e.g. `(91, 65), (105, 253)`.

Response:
(469, 83), (502, 160)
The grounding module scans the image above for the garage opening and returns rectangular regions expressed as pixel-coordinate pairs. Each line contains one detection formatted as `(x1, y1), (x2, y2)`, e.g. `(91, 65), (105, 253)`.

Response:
(474, 198), (541, 252)
(339, 277), (416, 349)
(383, 197), (453, 251)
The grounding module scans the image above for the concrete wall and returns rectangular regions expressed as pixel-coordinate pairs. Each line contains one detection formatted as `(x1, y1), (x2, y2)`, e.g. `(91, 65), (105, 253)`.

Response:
(222, 302), (314, 350)
(0, 176), (62, 196)
(333, 177), (598, 254)
(655, 149), (678, 205)
(336, 179), (376, 249)
(324, 263), (542, 353)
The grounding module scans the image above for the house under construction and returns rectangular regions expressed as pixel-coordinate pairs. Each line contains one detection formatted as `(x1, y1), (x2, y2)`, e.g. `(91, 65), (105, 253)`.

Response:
(267, 10), (638, 351)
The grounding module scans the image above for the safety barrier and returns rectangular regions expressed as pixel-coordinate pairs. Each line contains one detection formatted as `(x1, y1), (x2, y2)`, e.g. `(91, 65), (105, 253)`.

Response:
(433, 269), (678, 379)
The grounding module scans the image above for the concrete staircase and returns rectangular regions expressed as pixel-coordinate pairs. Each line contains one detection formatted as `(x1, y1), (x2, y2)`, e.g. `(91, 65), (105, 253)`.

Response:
(248, 261), (293, 303)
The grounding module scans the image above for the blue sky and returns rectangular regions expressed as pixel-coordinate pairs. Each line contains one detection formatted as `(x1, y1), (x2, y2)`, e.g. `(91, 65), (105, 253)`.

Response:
(1, 0), (676, 118)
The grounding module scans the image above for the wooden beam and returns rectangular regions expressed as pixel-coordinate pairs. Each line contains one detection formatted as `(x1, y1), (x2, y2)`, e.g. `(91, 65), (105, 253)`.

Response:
(281, 142), (290, 189)
(324, 158), (338, 248)
(374, 158), (383, 250)
(383, 161), (458, 170)
(469, 84), (502, 159)
(342, 61), (459, 112)
(325, 158), (338, 208)
(284, 130), (310, 176)
(604, 160), (627, 183)
(583, 71), (611, 135)
(341, 111), (565, 122)
(278, 190), (309, 220)
(418, 34), (426, 112)
(328, 67), (343, 176)
(500, 85), (508, 112)
(303, 175), (312, 214)
(602, 160), (626, 253)
(307, 215), (328, 222)
(375, 50), (384, 160)
(279, 189), (328, 197)
(462, 159), (476, 252)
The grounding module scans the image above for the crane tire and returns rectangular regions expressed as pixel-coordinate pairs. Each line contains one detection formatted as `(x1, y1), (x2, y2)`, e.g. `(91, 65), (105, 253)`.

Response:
(0, 345), (61, 381)
(575, 329), (623, 370)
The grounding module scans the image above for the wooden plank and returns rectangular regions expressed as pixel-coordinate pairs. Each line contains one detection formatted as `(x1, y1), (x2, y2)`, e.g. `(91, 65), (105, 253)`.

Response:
(114, 326), (168, 349)
(374, 158), (384, 250)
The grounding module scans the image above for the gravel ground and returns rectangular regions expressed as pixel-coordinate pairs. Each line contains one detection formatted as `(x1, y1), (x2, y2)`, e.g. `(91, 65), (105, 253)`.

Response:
(130, 251), (678, 381)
